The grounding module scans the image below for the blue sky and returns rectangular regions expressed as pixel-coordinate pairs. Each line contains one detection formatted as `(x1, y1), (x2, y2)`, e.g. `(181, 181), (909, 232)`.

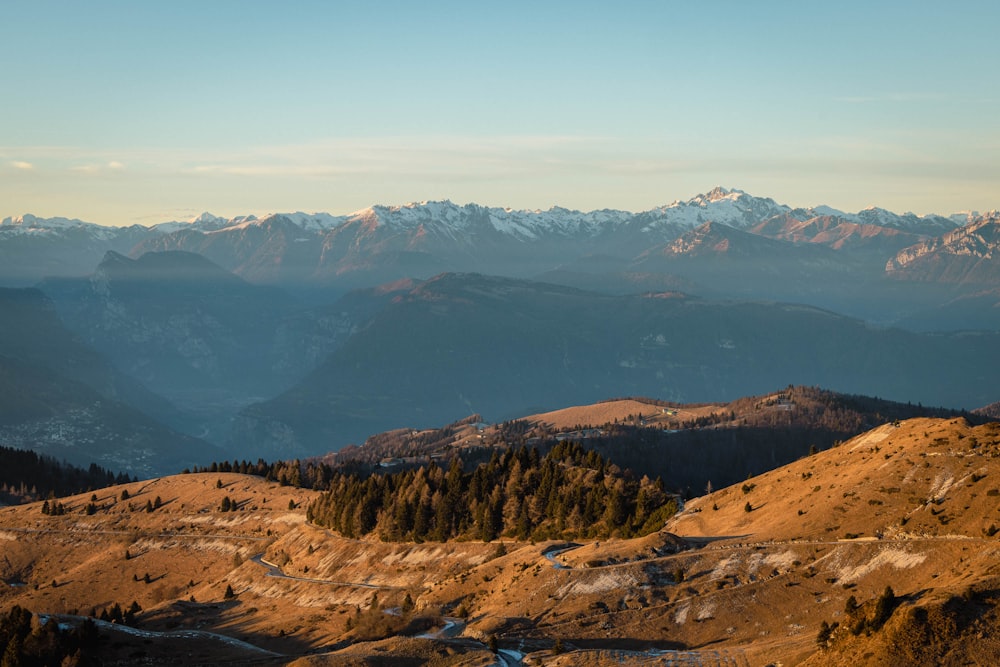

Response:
(2, 1), (998, 224)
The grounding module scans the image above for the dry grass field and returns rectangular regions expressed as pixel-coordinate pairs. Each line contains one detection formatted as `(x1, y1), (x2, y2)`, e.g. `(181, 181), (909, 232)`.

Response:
(4, 417), (1000, 665)
(524, 399), (720, 431)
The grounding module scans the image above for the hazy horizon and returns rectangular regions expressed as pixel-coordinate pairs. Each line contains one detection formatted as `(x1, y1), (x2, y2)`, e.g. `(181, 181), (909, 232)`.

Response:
(3, 1), (998, 225)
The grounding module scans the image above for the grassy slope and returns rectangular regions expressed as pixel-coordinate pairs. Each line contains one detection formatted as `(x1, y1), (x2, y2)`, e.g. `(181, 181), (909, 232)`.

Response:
(4, 418), (1000, 665)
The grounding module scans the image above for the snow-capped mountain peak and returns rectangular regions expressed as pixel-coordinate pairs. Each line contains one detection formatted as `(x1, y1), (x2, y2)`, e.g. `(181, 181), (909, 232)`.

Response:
(190, 211), (222, 225)
(3, 213), (96, 230)
(702, 186), (744, 202)
(0, 213), (118, 240)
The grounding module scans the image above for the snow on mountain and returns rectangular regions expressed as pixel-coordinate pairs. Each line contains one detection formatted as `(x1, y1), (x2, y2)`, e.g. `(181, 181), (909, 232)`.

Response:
(849, 206), (959, 235)
(150, 212), (258, 234)
(1, 189), (976, 245)
(0, 213), (119, 240)
(811, 205), (849, 218)
(887, 210), (1000, 278)
(305, 188), (791, 243)
(637, 187), (790, 232)
(274, 211), (345, 231)
(334, 200), (636, 240)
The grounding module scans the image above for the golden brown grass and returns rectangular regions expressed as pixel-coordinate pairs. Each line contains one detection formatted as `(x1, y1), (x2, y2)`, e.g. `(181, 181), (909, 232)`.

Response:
(3, 418), (1000, 665)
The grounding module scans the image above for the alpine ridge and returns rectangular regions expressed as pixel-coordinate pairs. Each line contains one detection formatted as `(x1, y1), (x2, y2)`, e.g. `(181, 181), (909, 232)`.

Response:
(2, 187), (981, 288)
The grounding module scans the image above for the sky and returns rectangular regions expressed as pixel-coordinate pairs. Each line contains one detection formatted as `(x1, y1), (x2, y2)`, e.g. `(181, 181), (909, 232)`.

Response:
(2, 0), (998, 225)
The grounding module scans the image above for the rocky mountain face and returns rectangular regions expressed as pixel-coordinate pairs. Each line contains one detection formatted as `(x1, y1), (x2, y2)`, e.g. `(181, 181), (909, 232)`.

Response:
(232, 273), (1000, 457)
(126, 188), (974, 298)
(886, 211), (1000, 284)
(8, 187), (993, 326)
(0, 288), (222, 475)
(1, 188), (979, 288)
(630, 220), (875, 311)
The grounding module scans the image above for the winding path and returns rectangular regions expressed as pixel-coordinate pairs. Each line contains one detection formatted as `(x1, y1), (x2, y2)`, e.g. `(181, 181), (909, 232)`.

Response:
(249, 553), (404, 590)
(40, 614), (282, 657)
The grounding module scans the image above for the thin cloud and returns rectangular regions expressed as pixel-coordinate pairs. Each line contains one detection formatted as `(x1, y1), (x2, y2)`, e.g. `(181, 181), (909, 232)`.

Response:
(11, 161), (34, 170)
(188, 164), (369, 178)
(72, 161), (127, 173)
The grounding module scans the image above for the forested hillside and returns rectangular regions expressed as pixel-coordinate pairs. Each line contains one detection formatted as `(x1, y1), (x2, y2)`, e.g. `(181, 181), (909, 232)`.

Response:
(0, 445), (131, 505)
(307, 442), (677, 542)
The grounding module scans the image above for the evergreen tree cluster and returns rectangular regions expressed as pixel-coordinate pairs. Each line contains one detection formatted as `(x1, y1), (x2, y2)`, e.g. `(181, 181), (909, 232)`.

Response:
(94, 601), (141, 627)
(307, 441), (677, 542)
(0, 445), (132, 505)
(40, 499), (66, 516)
(0, 605), (100, 667)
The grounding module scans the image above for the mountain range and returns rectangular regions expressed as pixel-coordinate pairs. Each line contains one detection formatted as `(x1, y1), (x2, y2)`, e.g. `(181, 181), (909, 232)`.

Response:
(4, 188), (995, 295)
(3, 187), (999, 470)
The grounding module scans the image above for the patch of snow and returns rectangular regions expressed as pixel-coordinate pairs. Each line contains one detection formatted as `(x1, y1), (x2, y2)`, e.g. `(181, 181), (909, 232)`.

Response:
(556, 571), (639, 596)
(763, 550), (798, 570)
(928, 472), (955, 501)
(812, 205), (853, 220)
(696, 602), (716, 620)
(835, 547), (927, 583)
(674, 603), (690, 625)
(849, 424), (893, 451)
(710, 554), (739, 579)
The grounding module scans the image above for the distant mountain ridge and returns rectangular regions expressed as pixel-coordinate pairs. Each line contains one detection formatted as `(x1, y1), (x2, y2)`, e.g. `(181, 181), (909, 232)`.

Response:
(3, 188), (990, 292)
(886, 211), (1000, 284)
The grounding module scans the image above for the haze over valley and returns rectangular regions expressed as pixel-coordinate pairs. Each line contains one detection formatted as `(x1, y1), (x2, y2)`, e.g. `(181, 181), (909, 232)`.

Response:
(2, 187), (999, 471)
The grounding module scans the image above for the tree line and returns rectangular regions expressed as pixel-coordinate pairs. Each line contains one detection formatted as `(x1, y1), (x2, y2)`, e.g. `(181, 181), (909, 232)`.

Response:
(306, 441), (677, 542)
(0, 605), (100, 667)
(0, 445), (132, 505)
(184, 457), (337, 490)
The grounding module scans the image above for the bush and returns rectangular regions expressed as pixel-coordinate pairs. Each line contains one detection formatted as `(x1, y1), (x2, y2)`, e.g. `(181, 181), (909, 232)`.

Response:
(816, 620), (832, 648)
